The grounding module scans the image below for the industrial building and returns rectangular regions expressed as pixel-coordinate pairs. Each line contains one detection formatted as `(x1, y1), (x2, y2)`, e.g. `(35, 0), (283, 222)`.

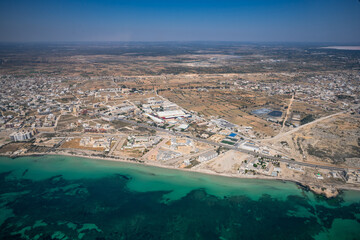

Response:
(156, 110), (190, 119)
(145, 113), (164, 123)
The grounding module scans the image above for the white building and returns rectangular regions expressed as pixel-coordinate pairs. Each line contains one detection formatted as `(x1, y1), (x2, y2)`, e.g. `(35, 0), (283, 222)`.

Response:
(145, 113), (164, 123)
(176, 124), (189, 131)
(198, 150), (218, 162)
(10, 130), (34, 142)
(240, 142), (260, 152)
(157, 110), (189, 119)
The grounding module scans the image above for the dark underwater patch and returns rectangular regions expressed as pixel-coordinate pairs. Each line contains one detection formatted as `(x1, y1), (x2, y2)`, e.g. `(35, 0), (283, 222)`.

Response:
(0, 171), (359, 240)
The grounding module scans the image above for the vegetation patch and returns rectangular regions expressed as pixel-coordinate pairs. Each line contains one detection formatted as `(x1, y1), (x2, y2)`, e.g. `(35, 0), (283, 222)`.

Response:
(221, 140), (236, 145)
(301, 115), (315, 125)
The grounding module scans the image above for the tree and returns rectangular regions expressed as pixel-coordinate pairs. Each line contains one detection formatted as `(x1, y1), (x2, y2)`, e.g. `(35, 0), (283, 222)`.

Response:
(216, 147), (221, 154)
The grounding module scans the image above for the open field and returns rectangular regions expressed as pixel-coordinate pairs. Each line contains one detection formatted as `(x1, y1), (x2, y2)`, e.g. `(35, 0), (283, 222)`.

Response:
(1, 43), (359, 78)
(0, 142), (33, 154)
(161, 89), (289, 137)
(60, 138), (105, 151)
(265, 113), (360, 166)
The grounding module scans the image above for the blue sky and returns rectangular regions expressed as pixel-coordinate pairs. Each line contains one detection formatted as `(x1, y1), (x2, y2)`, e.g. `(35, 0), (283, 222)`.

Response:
(0, 0), (359, 42)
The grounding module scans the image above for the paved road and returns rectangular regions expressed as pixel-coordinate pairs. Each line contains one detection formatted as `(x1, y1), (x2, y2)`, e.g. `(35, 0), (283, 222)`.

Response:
(48, 137), (66, 152)
(108, 137), (126, 156)
(142, 137), (169, 161)
(117, 119), (347, 171)
(263, 111), (345, 142)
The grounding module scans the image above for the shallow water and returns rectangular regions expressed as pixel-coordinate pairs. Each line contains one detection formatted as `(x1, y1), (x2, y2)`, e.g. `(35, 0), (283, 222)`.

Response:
(0, 155), (359, 240)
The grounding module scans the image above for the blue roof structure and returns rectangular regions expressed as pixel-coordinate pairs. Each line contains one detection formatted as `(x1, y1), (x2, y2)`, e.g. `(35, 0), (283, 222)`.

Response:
(229, 133), (237, 137)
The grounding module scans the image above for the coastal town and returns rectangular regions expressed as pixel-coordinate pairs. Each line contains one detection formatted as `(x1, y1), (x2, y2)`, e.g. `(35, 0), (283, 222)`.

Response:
(1, 63), (359, 197)
(2, 0), (360, 238)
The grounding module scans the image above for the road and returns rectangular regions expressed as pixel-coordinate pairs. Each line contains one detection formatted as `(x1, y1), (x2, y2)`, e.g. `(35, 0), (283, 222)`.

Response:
(280, 93), (295, 133)
(108, 137), (126, 156)
(116, 118), (347, 171)
(48, 137), (66, 152)
(142, 137), (169, 160)
(54, 113), (64, 128)
(263, 111), (345, 142)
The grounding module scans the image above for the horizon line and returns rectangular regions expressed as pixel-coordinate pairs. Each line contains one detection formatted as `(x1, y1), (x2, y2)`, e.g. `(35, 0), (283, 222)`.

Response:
(1, 40), (360, 45)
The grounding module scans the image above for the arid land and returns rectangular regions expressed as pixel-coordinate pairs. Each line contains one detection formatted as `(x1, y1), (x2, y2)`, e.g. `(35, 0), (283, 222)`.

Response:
(1, 42), (360, 197)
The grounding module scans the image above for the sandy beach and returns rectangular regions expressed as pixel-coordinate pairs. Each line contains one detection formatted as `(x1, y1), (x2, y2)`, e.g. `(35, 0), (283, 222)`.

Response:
(3, 149), (358, 198)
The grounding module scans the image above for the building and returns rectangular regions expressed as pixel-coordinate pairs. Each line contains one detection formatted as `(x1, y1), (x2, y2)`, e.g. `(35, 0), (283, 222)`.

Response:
(157, 149), (182, 161)
(80, 137), (111, 150)
(211, 119), (237, 131)
(229, 133), (237, 138)
(241, 142), (260, 152)
(315, 173), (324, 180)
(10, 130), (34, 142)
(157, 110), (190, 119)
(145, 113), (164, 123)
(198, 150), (218, 162)
(176, 124), (189, 131)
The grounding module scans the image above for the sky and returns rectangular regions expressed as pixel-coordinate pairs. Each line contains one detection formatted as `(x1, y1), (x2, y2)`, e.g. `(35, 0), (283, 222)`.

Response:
(0, 0), (359, 43)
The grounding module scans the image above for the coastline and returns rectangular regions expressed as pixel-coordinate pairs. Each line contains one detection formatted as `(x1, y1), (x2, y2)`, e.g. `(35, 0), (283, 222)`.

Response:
(1, 151), (358, 198)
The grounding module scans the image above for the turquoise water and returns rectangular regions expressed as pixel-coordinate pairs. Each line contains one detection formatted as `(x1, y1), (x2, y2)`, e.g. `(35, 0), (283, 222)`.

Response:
(0, 155), (359, 240)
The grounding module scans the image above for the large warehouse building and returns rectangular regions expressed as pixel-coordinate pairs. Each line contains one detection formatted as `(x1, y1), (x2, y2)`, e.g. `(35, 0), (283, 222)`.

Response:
(156, 110), (190, 119)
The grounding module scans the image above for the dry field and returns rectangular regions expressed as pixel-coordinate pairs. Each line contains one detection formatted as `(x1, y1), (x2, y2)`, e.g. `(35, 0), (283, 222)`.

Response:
(119, 148), (145, 158)
(60, 138), (105, 151)
(56, 115), (81, 131)
(195, 150), (249, 174)
(291, 99), (337, 118)
(161, 89), (289, 137)
(267, 113), (360, 166)
(0, 142), (32, 154)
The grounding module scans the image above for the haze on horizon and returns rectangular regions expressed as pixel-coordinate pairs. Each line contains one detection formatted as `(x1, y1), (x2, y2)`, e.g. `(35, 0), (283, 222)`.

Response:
(0, 0), (360, 43)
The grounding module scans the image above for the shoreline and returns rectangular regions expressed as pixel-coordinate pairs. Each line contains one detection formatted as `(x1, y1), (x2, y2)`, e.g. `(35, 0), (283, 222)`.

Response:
(1, 151), (359, 198)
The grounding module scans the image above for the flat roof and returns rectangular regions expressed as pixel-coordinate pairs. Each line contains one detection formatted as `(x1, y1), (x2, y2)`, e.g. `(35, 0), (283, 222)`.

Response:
(157, 110), (186, 118)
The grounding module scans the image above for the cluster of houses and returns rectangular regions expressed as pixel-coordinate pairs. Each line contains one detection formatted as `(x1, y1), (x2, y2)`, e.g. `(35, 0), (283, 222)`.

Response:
(232, 72), (359, 114)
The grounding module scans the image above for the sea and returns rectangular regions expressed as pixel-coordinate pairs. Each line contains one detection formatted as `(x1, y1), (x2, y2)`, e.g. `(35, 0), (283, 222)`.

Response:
(0, 155), (359, 240)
